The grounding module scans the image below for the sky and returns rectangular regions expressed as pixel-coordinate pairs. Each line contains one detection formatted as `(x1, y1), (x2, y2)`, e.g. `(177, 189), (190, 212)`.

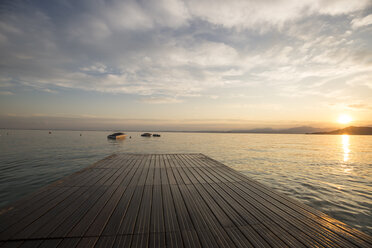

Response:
(0, 0), (371, 131)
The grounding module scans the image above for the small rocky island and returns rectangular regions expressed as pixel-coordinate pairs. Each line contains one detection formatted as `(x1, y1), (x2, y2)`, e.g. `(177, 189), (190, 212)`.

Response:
(310, 126), (372, 135)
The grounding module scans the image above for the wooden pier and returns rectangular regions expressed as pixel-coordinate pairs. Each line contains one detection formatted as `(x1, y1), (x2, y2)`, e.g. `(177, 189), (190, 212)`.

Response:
(0, 153), (371, 247)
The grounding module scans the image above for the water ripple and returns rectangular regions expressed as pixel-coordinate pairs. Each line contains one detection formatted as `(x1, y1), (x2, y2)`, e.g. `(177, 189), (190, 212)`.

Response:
(0, 130), (371, 235)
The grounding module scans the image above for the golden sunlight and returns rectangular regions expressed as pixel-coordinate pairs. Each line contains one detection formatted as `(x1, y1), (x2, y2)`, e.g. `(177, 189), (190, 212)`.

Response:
(338, 114), (352, 124)
(342, 134), (350, 162)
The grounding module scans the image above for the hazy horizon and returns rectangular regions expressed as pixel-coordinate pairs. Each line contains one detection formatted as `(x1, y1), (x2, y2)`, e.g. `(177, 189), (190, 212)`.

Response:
(1, 114), (371, 132)
(1, 0), (371, 128)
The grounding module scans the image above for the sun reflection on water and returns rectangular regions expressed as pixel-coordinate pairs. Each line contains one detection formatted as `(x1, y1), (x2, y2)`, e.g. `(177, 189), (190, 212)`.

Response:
(341, 135), (353, 173)
(342, 135), (350, 162)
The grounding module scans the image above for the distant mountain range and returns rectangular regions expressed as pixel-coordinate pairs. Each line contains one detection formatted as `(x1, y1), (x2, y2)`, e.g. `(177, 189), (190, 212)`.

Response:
(228, 126), (372, 135)
(310, 126), (372, 135)
(230, 126), (332, 134)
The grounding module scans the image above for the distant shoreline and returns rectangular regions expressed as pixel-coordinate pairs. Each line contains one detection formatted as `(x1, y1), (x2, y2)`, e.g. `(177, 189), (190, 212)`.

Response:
(308, 126), (372, 135)
(1, 126), (372, 135)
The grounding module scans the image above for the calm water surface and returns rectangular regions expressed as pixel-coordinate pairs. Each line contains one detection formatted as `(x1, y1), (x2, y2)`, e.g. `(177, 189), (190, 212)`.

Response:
(0, 130), (371, 235)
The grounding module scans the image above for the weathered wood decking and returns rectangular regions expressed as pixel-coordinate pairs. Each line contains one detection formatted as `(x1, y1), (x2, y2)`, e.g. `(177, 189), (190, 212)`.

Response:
(0, 154), (371, 248)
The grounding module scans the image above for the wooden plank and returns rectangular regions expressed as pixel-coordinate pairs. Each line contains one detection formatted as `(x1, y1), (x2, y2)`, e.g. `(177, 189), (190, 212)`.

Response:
(162, 184), (180, 232)
(150, 185), (165, 233)
(225, 227), (255, 248)
(54, 155), (117, 186)
(176, 155), (202, 185)
(233, 181), (353, 247)
(118, 156), (150, 235)
(178, 184), (235, 247)
(179, 162), (206, 184)
(0, 185), (50, 216)
(196, 159), (323, 247)
(113, 235), (132, 247)
(17, 186), (95, 239)
(92, 168), (120, 186)
(101, 185), (136, 236)
(191, 155), (241, 183)
(173, 154), (232, 247)
(0, 241), (23, 248)
(149, 232), (166, 248)
(117, 184), (145, 235)
(145, 155), (155, 186)
(166, 231), (184, 248)
(38, 239), (62, 248)
(153, 155), (162, 185)
(114, 157), (142, 187)
(251, 181), (372, 246)
(94, 236), (116, 248)
(67, 186), (117, 237)
(0, 186), (64, 233)
(173, 158), (192, 185)
(167, 155), (184, 185)
(73, 168), (111, 187)
(181, 229), (202, 248)
(180, 156), (273, 248)
(189, 156), (319, 246)
(84, 185), (128, 236)
(183, 166), (247, 227)
(178, 156), (246, 228)
(0, 186), (79, 240)
(48, 186), (107, 238)
(17, 240), (43, 248)
(229, 182), (320, 247)
(220, 181), (307, 247)
(131, 234), (149, 248)
(160, 155), (169, 185)
(238, 179), (369, 247)
(165, 157), (198, 232)
(203, 158), (369, 247)
(103, 159), (133, 186)
(169, 185), (198, 231)
(133, 185), (153, 234)
(0, 153), (370, 248)
(84, 158), (140, 237)
(56, 238), (81, 248)
(76, 237), (98, 248)
(207, 182), (287, 247)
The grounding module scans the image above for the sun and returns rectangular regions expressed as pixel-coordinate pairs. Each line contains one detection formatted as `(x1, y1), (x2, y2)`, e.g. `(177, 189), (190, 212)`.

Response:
(338, 114), (352, 124)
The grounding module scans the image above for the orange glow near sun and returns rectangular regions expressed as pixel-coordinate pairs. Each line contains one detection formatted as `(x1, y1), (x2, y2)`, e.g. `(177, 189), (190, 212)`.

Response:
(338, 114), (352, 124)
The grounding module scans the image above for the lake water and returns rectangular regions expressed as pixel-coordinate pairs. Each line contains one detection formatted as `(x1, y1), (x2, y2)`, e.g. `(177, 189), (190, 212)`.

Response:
(0, 130), (371, 235)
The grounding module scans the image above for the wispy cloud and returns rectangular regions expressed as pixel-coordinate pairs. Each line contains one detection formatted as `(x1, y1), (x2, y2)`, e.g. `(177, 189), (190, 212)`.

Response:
(351, 14), (372, 29)
(347, 103), (372, 110)
(140, 97), (183, 104)
(1, 0), (371, 97)
(186, 0), (371, 31)
(0, 91), (13, 95)
(0, 0), (371, 126)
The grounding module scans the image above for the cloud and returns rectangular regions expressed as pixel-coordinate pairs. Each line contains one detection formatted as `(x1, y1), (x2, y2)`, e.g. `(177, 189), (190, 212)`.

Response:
(347, 103), (372, 110)
(347, 74), (372, 89)
(351, 14), (372, 29)
(0, 0), (371, 107)
(66, 0), (190, 43)
(228, 103), (282, 110)
(186, 0), (371, 31)
(316, 0), (371, 15)
(0, 91), (13, 95)
(80, 63), (108, 74)
(140, 97), (183, 104)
